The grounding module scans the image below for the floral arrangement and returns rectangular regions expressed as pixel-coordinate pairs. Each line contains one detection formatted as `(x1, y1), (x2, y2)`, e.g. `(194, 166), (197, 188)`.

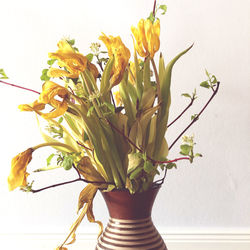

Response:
(1, 1), (219, 249)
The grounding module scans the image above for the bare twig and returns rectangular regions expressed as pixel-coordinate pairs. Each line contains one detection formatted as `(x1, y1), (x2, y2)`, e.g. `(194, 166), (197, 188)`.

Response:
(169, 82), (220, 151)
(0, 80), (40, 95)
(167, 96), (195, 128)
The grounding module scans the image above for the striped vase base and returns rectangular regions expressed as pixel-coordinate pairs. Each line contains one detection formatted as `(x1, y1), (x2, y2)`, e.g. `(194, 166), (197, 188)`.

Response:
(96, 184), (167, 250)
(96, 217), (167, 250)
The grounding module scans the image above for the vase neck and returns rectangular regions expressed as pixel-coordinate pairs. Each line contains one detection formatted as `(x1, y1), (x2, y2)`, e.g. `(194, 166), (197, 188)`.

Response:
(101, 185), (161, 220)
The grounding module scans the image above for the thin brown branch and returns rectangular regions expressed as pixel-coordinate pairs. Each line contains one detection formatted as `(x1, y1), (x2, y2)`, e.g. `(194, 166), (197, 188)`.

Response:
(0, 80), (40, 95)
(153, 0), (157, 17)
(167, 97), (195, 128)
(169, 82), (220, 151)
(106, 119), (190, 165)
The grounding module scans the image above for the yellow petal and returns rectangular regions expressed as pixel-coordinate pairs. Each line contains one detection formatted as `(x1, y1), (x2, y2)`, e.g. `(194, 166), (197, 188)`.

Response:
(99, 34), (130, 86)
(18, 100), (45, 112)
(41, 99), (68, 119)
(47, 68), (78, 79)
(8, 148), (34, 191)
(113, 91), (122, 105)
(48, 40), (88, 78)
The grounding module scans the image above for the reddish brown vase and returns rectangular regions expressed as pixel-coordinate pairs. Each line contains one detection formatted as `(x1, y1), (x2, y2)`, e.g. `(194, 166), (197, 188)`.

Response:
(96, 184), (167, 250)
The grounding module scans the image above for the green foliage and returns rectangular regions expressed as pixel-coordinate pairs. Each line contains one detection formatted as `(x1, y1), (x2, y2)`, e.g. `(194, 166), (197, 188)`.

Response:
(40, 68), (50, 81)
(86, 53), (94, 62)
(46, 153), (55, 166)
(180, 135), (202, 163)
(166, 162), (177, 169)
(45, 119), (64, 139)
(20, 181), (34, 192)
(182, 88), (197, 100)
(200, 69), (218, 89)
(47, 59), (56, 66)
(46, 151), (81, 171)
(0, 68), (8, 79)
(148, 4), (167, 22)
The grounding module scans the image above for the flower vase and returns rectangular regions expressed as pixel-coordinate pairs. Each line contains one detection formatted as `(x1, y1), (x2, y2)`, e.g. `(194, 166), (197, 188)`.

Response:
(96, 184), (167, 250)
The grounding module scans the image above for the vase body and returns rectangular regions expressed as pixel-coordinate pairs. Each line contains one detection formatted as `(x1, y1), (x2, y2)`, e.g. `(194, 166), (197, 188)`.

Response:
(96, 184), (167, 250)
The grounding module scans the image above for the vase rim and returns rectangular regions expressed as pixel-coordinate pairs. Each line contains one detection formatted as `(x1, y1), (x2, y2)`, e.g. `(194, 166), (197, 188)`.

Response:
(99, 183), (162, 193)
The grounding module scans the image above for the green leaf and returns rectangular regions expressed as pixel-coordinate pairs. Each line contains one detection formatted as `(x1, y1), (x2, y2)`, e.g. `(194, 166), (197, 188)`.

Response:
(47, 59), (56, 66)
(210, 75), (217, 84)
(195, 153), (203, 158)
(58, 117), (63, 124)
(87, 105), (95, 117)
(159, 4), (167, 15)
(86, 53), (94, 62)
(62, 158), (73, 170)
(46, 153), (55, 166)
(153, 44), (193, 159)
(191, 114), (198, 120)
(205, 69), (210, 78)
(100, 56), (114, 95)
(180, 144), (192, 155)
(130, 166), (143, 180)
(143, 161), (154, 174)
(148, 12), (155, 22)
(67, 39), (75, 46)
(104, 102), (115, 114)
(182, 93), (192, 98)
(0, 68), (8, 79)
(40, 69), (50, 81)
(166, 162), (177, 169)
(200, 81), (210, 88)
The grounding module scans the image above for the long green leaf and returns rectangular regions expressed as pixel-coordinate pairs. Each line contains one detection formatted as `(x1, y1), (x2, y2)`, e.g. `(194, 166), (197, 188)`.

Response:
(154, 44), (193, 159)
(100, 56), (114, 95)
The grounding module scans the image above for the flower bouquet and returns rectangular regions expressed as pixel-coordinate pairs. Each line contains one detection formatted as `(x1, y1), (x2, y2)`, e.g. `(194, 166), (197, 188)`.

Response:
(1, 1), (219, 249)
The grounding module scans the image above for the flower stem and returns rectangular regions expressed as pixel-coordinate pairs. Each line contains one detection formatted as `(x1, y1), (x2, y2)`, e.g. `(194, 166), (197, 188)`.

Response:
(32, 142), (75, 152)
(150, 58), (161, 106)
(0, 80), (40, 95)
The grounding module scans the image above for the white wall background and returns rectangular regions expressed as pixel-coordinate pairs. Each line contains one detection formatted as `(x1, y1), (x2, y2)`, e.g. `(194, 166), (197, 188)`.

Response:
(0, 0), (249, 249)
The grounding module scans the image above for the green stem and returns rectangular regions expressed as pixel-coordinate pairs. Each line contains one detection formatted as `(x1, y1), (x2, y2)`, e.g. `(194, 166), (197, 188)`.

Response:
(32, 142), (75, 152)
(150, 58), (161, 106)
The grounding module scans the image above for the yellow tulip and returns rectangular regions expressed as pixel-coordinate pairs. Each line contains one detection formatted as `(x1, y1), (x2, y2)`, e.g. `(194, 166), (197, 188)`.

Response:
(39, 81), (68, 119)
(19, 81), (69, 119)
(48, 39), (88, 78)
(8, 148), (34, 191)
(131, 18), (160, 58)
(99, 34), (130, 86)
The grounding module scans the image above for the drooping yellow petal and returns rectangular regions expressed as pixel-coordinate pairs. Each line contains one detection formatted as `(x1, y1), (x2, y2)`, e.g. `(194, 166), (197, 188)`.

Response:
(8, 148), (34, 191)
(58, 184), (102, 249)
(18, 100), (45, 112)
(39, 81), (68, 103)
(38, 81), (69, 119)
(19, 81), (69, 119)
(47, 68), (79, 79)
(99, 34), (130, 86)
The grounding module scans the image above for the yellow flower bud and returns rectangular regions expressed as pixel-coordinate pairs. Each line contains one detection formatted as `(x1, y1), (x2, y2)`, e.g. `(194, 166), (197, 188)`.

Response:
(8, 148), (34, 191)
